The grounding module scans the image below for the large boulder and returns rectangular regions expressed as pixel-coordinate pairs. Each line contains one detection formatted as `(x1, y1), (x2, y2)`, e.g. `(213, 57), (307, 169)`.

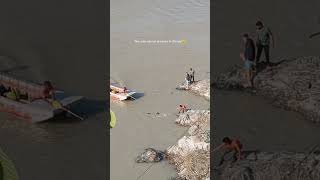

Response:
(177, 79), (210, 100)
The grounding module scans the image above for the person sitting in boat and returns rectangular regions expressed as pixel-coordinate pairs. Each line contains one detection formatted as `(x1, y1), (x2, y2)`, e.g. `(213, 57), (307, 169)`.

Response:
(0, 84), (7, 96)
(42, 81), (55, 100)
(178, 104), (187, 114)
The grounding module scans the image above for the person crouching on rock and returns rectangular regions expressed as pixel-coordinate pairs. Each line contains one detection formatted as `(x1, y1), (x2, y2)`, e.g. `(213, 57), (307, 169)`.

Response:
(178, 104), (187, 114)
(240, 33), (255, 88)
(214, 137), (243, 165)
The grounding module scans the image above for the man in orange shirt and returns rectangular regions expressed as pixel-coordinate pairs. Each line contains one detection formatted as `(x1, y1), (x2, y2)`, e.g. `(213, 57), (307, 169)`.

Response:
(214, 137), (243, 165)
(42, 81), (55, 100)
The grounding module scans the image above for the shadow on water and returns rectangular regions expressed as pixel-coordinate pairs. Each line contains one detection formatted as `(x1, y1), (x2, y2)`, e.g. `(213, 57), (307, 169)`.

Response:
(132, 92), (144, 100)
(40, 98), (106, 124)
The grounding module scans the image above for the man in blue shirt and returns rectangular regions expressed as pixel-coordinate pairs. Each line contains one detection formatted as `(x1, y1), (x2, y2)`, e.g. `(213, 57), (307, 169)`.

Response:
(240, 33), (255, 88)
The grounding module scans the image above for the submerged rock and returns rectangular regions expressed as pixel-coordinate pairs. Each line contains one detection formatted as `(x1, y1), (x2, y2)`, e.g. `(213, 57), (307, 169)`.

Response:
(218, 151), (320, 180)
(177, 79), (210, 100)
(135, 148), (166, 163)
(213, 56), (320, 122)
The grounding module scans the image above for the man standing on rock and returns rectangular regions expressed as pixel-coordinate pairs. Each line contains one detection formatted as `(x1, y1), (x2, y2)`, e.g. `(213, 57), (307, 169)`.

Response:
(185, 72), (191, 88)
(240, 33), (255, 88)
(255, 20), (274, 66)
(189, 68), (195, 83)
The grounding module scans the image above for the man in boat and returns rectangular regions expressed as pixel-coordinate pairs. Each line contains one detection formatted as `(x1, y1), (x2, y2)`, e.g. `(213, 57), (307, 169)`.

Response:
(214, 137), (243, 165)
(123, 87), (127, 93)
(42, 81), (55, 100)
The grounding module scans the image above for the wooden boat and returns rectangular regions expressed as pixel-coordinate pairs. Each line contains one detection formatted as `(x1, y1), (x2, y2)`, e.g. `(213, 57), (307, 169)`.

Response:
(0, 73), (83, 123)
(110, 83), (136, 101)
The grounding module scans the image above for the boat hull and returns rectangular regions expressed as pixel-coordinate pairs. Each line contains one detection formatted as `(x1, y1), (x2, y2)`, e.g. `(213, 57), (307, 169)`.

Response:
(0, 73), (84, 122)
(110, 84), (136, 101)
(0, 97), (53, 123)
(0, 94), (83, 123)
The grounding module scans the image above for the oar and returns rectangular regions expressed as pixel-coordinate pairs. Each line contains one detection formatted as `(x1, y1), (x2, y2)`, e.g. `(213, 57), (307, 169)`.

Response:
(51, 100), (84, 120)
(129, 95), (136, 100)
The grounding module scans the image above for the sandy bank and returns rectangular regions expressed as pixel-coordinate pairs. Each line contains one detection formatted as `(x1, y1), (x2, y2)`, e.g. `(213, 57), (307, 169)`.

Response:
(213, 56), (320, 122)
(218, 149), (320, 180)
(177, 79), (210, 100)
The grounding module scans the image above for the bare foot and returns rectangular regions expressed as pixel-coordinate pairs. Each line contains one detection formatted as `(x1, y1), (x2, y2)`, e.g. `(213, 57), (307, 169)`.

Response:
(243, 84), (249, 88)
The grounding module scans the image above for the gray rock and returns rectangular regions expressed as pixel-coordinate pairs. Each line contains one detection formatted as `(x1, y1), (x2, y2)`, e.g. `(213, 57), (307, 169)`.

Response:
(136, 148), (166, 163)
(219, 151), (320, 180)
(177, 79), (210, 100)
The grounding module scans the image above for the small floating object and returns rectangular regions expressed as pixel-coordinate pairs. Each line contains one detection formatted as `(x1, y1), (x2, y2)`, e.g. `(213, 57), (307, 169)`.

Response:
(110, 110), (116, 128)
(110, 83), (136, 101)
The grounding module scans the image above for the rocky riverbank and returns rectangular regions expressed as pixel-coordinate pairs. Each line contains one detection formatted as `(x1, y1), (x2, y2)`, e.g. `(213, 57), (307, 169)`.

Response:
(177, 79), (210, 100)
(167, 110), (210, 180)
(213, 56), (320, 122)
(217, 149), (320, 180)
(136, 110), (210, 180)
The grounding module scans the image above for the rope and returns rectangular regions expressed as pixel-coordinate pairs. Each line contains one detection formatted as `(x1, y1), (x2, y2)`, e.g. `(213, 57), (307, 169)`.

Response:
(135, 164), (155, 180)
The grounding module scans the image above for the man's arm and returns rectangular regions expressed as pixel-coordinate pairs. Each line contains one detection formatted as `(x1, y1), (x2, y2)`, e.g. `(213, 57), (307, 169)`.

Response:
(213, 143), (225, 153)
(235, 145), (242, 160)
(268, 28), (275, 48)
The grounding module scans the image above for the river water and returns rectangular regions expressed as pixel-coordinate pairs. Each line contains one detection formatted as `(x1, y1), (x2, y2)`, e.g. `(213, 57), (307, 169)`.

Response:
(111, 0), (209, 179)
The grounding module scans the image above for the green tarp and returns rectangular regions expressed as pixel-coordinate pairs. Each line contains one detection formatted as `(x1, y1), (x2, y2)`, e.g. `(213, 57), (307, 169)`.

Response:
(0, 147), (19, 180)
(110, 110), (116, 128)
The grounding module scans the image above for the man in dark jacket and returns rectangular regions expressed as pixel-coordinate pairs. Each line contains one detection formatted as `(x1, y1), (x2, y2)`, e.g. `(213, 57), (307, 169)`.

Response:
(255, 21), (274, 65)
(240, 33), (255, 87)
